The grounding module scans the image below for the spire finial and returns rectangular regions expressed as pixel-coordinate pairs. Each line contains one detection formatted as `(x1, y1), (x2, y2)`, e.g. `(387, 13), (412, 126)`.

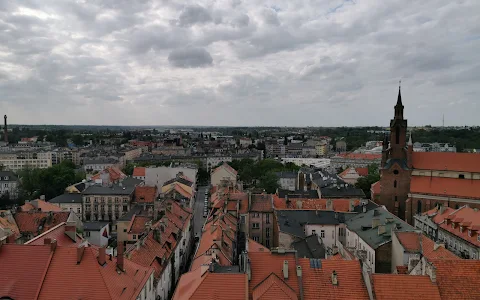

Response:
(399, 80), (401, 90)
(396, 81), (403, 107)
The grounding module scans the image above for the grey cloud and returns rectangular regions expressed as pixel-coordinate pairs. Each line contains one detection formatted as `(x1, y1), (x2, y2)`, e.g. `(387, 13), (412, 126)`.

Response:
(168, 47), (213, 68)
(177, 5), (212, 27)
(262, 8), (280, 26)
(232, 14), (250, 27)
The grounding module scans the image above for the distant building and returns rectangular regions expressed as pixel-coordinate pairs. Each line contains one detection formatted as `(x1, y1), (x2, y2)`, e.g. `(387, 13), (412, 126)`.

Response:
(211, 163), (237, 188)
(276, 171), (297, 191)
(83, 157), (119, 172)
(335, 139), (347, 152)
(0, 171), (18, 199)
(83, 221), (110, 247)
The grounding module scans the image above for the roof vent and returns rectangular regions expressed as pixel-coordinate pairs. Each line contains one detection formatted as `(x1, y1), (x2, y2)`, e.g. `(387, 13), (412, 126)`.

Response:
(283, 260), (289, 279)
(331, 270), (338, 285)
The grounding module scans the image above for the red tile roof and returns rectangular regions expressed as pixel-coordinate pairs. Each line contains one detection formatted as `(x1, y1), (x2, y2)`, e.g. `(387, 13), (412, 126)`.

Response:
(249, 252), (299, 299)
(0, 244), (53, 300)
(91, 166), (127, 183)
(173, 267), (247, 300)
(273, 195), (360, 212)
(25, 222), (83, 247)
(430, 259), (480, 300)
(327, 254), (344, 260)
(299, 259), (369, 300)
(395, 231), (422, 252)
(129, 215), (151, 234)
(134, 186), (157, 203)
(410, 176), (480, 199)
(20, 199), (63, 212)
(396, 266), (408, 274)
(0, 244), (153, 300)
(336, 153), (382, 160)
(0, 213), (19, 240)
(132, 167), (146, 177)
(14, 211), (70, 235)
(355, 167), (369, 176)
(250, 194), (274, 212)
(248, 238), (270, 253)
(412, 152), (480, 172)
(252, 273), (298, 300)
(128, 232), (167, 278)
(372, 274), (441, 300)
(213, 163), (238, 176)
(430, 205), (480, 247)
(371, 181), (381, 195)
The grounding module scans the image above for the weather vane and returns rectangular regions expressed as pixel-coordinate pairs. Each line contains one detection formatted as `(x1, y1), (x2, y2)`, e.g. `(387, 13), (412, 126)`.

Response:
(399, 80), (401, 90)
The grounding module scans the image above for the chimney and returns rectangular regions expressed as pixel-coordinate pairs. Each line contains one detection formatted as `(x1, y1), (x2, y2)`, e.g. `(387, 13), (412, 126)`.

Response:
(296, 200), (302, 209)
(98, 247), (106, 266)
(326, 199), (333, 211)
(65, 225), (77, 241)
(77, 246), (85, 264)
(3, 115), (7, 143)
(283, 260), (289, 279)
(248, 192), (252, 210)
(331, 270), (338, 285)
(372, 217), (380, 229)
(296, 265), (302, 277)
(117, 241), (125, 272)
(378, 224), (386, 235)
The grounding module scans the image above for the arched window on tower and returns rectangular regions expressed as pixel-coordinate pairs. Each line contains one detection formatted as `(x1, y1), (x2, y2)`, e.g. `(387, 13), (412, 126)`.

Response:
(396, 126), (400, 144)
(394, 180), (397, 188)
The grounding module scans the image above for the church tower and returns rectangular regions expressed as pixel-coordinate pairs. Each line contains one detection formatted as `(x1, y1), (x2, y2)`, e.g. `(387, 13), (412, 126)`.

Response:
(378, 86), (412, 221)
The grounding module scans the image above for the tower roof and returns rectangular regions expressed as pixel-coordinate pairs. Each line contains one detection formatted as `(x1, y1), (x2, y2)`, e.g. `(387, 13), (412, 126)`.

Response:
(396, 86), (403, 107)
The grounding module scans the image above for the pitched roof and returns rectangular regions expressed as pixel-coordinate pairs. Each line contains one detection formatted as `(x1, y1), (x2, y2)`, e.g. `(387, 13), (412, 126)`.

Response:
(213, 163), (238, 176)
(412, 152), (480, 172)
(395, 231), (421, 252)
(292, 234), (326, 259)
(48, 193), (83, 204)
(248, 238), (270, 253)
(134, 185), (157, 203)
(372, 274), (441, 300)
(252, 273), (298, 300)
(249, 252), (299, 299)
(276, 210), (348, 238)
(129, 215), (151, 234)
(250, 194), (273, 212)
(410, 176), (480, 199)
(277, 189), (319, 199)
(38, 246), (153, 300)
(320, 185), (365, 198)
(430, 259), (480, 300)
(173, 267), (247, 300)
(132, 167), (146, 177)
(14, 211), (70, 234)
(91, 166), (127, 183)
(299, 258), (369, 300)
(370, 181), (381, 195)
(83, 183), (136, 195)
(335, 153), (382, 160)
(20, 199), (63, 212)
(0, 244), (53, 300)
(273, 195), (360, 212)
(25, 222), (83, 247)
(431, 205), (480, 247)
(339, 167), (367, 178)
(355, 167), (369, 176)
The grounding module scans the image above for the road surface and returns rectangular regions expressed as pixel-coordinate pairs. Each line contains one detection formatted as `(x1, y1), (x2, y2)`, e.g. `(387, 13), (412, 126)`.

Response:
(193, 186), (208, 238)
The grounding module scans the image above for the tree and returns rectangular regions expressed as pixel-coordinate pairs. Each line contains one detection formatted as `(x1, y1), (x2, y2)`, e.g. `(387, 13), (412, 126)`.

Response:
(355, 164), (381, 199)
(258, 172), (279, 193)
(123, 164), (135, 176)
(197, 168), (209, 185)
(71, 135), (84, 146)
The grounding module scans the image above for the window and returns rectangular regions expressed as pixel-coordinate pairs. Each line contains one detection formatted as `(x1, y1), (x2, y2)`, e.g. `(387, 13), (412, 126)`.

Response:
(240, 216), (246, 224)
(266, 228), (270, 238)
(124, 229), (127, 233)
(320, 230), (325, 238)
(77, 208), (81, 213)
(266, 214), (270, 224)
(394, 180), (397, 188)
(85, 231), (91, 237)
(252, 236), (259, 242)
(312, 230), (316, 235)
(265, 239), (270, 248)
(252, 223), (260, 229)
(133, 235), (137, 240)
(393, 170), (399, 175)
(459, 174), (465, 179)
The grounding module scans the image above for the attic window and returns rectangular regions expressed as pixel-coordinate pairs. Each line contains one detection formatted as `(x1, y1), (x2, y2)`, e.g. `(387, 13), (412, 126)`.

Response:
(459, 174), (465, 179)
(393, 170), (399, 175)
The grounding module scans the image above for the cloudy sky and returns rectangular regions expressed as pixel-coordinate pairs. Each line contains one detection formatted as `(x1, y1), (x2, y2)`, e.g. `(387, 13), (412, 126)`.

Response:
(0, 0), (479, 126)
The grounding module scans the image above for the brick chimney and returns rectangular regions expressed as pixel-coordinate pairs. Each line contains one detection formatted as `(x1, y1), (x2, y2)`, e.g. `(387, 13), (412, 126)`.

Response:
(98, 247), (106, 266)
(77, 246), (85, 264)
(117, 241), (124, 272)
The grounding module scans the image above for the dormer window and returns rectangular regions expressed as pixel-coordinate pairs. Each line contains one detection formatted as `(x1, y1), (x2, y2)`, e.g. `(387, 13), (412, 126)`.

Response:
(4, 176), (8, 180)
(468, 230), (472, 237)
(460, 226), (463, 232)
(452, 223), (455, 229)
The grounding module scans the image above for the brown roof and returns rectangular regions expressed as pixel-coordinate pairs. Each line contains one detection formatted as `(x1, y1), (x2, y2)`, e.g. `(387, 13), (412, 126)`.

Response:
(129, 215), (151, 234)
(336, 153), (381, 160)
(395, 231), (422, 252)
(14, 211), (70, 235)
(91, 166), (126, 183)
(272, 195), (360, 212)
(431, 205), (480, 247)
(372, 274), (441, 300)
(430, 259), (480, 299)
(410, 176), (480, 199)
(132, 167), (146, 177)
(25, 222), (83, 247)
(134, 186), (157, 203)
(252, 273), (298, 300)
(20, 200), (63, 212)
(395, 231), (458, 260)
(250, 194), (274, 212)
(412, 152), (480, 172)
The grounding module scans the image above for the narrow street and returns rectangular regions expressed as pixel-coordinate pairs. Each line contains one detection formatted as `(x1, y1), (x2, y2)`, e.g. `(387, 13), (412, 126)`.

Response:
(193, 185), (208, 239)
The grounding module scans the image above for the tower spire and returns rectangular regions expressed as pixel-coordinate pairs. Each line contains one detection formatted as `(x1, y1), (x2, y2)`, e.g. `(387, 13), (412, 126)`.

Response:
(396, 80), (402, 106)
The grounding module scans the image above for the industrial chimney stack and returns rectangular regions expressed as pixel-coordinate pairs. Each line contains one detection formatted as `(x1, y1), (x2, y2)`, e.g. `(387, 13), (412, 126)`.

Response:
(3, 115), (7, 144)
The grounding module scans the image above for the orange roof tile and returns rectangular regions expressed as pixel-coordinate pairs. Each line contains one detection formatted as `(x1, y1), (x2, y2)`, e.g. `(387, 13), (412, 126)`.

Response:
(410, 176), (480, 199)
(327, 253), (344, 260)
(273, 196), (360, 212)
(421, 236), (458, 260)
(91, 166), (127, 183)
(249, 252), (299, 299)
(248, 238), (270, 253)
(372, 274), (441, 300)
(396, 266), (408, 274)
(25, 222), (83, 247)
(0, 244), (53, 300)
(371, 181), (381, 195)
(135, 185), (157, 203)
(129, 215), (151, 234)
(252, 273), (298, 300)
(432, 205), (480, 247)
(128, 232), (167, 278)
(430, 259), (480, 300)
(132, 167), (146, 177)
(213, 163), (238, 176)
(250, 194), (274, 212)
(299, 259), (369, 300)
(173, 267), (247, 300)
(21, 199), (63, 212)
(14, 211), (70, 234)
(395, 231), (422, 252)
(412, 152), (480, 172)
(355, 167), (368, 176)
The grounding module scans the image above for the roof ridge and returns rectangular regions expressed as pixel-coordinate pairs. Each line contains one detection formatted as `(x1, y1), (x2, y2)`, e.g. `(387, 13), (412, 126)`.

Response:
(33, 245), (55, 300)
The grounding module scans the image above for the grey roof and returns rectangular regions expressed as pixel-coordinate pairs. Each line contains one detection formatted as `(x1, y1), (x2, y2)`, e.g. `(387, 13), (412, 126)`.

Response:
(163, 176), (193, 187)
(276, 210), (351, 238)
(49, 193), (83, 204)
(320, 185), (365, 198)
(292, 234), (326, 259)
(121, 177), (144, 187)
(277, 189), (319, 199)
(118, 204), (147, 221)
(0, 171), (18, 181)
(275, 172), (297, 179)
(84, 157), (118, 165)
(82, 183), (135, 196)
(73, 182), (86, 193)
(83, 221), (109, 231)
(384, 158), (409, 170)
(345, 207), (414, 249)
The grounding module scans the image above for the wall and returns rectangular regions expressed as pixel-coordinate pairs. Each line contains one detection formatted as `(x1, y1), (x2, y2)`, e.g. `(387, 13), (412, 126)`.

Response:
(390, 232), (407, 273)
(211, 167), (236, 187)
(411, 169), (480, 180)
(156, 260), (173, 300)
(438, 228), (480, 259)
(278, 231), (298, 249)
(379, 162), (411, 221)
(346, 228), (377, 273)
(85, 226), (109, 247)
(305, 224), (344, 251)
(375, 242), (392, 273)
(279, 178), (296, 191)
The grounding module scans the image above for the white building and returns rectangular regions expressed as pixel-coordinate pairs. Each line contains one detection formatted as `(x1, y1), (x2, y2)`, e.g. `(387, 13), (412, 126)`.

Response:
(276, 172), (297, 191)
(83, 221), (110, 247)
(0, 171), (18, 199)
(210, 163), (237, 187)
(83, 158), (119, 172)
(206, 156), (232, 171)
(281, 157), (330, 169)
(145, 166), (198, 191)
(0, 152), (53, 171)
(48, 193), (83, 218)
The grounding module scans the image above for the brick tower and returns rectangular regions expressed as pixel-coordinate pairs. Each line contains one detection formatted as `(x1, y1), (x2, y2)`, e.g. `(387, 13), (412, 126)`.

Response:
(378, 86), (412, 221)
